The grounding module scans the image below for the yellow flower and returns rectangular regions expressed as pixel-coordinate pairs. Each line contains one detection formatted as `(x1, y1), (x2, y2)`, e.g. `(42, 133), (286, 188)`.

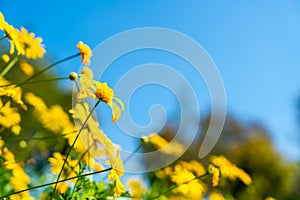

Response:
(0, 12), (25, 55)
(77, 41), (92, 66)
(25, 93), (76, 134)
(210, 155), (252, 185)
(76, 67), (124, 123)
(0, 77), (27, 110)
(77, 67), (96, 101)
(0, 136), (4, 149)
(171, 163), (195, 185)
(95, 81), (124, 123)
(72, 102), (125, 173)
(48, 152), (79, 183)
(0, 146), (32, 199)
(179, 160), (206, 177)
(10, 165), (33, 200)
(127, 179), (145, 200)
(108, 169), (126, 197)
(209, 190), (226, 200)
(10, 165), (31, 191)
(208, 164), (220, 187)
(265, 197), (276, 200)
(19, 59), (34, 76)
(147, 134), (185, 156)
(0, 99), (21, 134)
(174, 179), (206, 200)
(1, 54), (10, 63)
(2, 147), (18, 169)
(18, 27), (45, 59)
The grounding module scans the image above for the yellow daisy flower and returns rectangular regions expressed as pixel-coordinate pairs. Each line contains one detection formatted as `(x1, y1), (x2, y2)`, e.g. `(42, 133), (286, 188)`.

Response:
(77, 67), (124, 123)
(0, 77), (27, 110)
(0, 12), (25, 55)
(0, 99), (21, 135)
(95, 81), (124, 123)
(18, 27), (45, 59)
(77, 41), (92, 66)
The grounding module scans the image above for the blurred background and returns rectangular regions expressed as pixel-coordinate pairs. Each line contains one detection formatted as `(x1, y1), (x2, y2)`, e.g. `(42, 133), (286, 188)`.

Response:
(1, 1), (300, 199)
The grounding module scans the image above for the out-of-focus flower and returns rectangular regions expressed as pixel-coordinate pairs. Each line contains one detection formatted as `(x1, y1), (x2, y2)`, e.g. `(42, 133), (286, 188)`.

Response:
(2, 147), (18, 169)
(77, 41), (92, 66)
(0, 136), (4, 149)
(127, 179), (145, 200)
(210, 155), (252, 185)
(146, 133), (185, 156)
(171, 163), (196, 185)
(1, 54), (10, 63)
(208, 164), (220, 187)
(19, 59), (34, 76)
(25, 93), (75, 134)
(0, 77), (27, 110)
(265, 197), (276, 200)
(0, 99), (21, 135)
(0, 12), (25, 55)
(18, 27), (45, 59)
(209, 190), (226, 200)
(1, 147), (33, 199)
(178, 160), (206, 177)
(174, 179), (206, 200)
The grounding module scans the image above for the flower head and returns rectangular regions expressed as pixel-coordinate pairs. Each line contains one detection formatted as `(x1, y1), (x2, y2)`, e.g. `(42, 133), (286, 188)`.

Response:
(77, 41), (92, 66)
(95, 81), (124, 123)
(76, 67), (124, 123)
(0, 12), (25, 55)
(0, 100), (21, 135)
(210, 155), (252, 185)
(0, 78), (27, 110)
(18, 27), (45, 59)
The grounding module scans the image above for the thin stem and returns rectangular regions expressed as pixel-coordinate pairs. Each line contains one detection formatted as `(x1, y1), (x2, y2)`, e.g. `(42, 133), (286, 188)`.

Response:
(0, 54), (19, 77)
(16, 53), (80, 87)
(23, 77), (69, 85)
(123, 144), (143, 164)
(0, 35), (7, 42)
(51, 99), (101, 197)
(5, 135), (61, 142)
(0, 167), (112, 199)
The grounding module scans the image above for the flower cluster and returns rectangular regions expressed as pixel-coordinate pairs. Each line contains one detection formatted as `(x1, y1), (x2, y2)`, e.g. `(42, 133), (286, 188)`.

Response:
(0, 11), (268, 200)
(0, 12), (45, 59)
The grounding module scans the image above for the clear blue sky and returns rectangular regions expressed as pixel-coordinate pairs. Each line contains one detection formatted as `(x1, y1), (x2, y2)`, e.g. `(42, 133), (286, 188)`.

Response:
(1, 0), (300, 161)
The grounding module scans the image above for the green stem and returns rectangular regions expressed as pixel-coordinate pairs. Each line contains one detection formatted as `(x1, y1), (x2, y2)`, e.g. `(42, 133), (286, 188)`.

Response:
(0, 55), (19, 77)
(16, 53), (80, 87)
(5, 135), (61, 142)
(123, 144), (142, 164)
(0, 35), (7, 42)
(0, 167), (112, 199)
(23, 77), (69, 85)
(51, 99), (101, 197)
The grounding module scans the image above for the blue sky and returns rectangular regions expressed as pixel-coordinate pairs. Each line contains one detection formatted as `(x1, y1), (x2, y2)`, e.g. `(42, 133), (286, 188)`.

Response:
(1, 0), (300, 161)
